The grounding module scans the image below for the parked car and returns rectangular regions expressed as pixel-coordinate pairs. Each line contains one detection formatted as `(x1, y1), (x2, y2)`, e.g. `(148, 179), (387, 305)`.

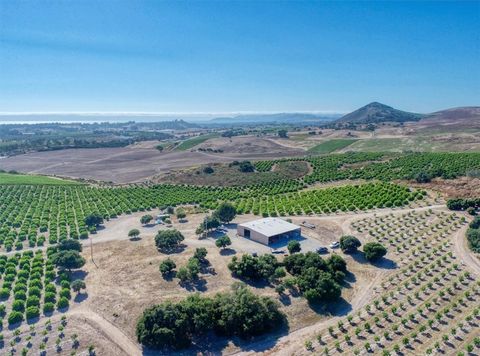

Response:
(316, 246), (328, 254)
(301, 221), (316, 229)
(272, 249), (285, 254)
(252, 252), (258, 257)
(329, 241), (340, 249)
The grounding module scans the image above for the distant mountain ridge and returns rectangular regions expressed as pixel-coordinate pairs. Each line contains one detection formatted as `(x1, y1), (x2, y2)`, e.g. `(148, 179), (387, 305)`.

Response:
(336, 102), (424, 124)
(210, 112), (342, 124)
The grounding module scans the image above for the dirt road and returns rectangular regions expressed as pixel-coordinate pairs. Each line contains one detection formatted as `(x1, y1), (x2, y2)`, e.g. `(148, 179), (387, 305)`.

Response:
(70, 309), (141, 356)
(453, 218), (480, 276)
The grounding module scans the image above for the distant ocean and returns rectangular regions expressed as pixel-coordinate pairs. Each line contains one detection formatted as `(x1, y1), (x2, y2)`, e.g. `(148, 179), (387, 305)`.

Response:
(0, 114), (214, 125)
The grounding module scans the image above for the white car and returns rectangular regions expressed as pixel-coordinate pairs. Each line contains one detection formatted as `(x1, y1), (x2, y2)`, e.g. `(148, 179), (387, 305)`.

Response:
(330, 241), (340, 249)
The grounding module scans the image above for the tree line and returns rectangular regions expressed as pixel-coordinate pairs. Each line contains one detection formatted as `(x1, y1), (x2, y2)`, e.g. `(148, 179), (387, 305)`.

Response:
(136, 283), (285, 350)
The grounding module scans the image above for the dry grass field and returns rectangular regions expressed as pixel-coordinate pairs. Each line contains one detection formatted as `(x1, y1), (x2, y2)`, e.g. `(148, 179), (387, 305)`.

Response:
(0, 137), (304, 184)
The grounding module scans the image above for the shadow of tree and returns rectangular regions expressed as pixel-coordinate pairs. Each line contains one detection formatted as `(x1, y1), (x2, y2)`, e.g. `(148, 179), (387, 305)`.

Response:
(220, 248), (236, 256)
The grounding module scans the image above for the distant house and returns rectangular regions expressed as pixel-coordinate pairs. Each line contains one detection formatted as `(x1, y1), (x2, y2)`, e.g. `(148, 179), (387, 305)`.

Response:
(237, 217), (301, 245)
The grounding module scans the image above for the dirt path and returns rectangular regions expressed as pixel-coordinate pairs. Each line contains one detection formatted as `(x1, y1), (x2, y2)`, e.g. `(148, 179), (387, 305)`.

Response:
(69, 308), (141, 356)
(453, 219), (480, 276)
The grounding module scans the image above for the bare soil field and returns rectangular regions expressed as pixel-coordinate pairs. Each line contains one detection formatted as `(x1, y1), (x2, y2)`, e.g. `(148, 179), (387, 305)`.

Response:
(196, 136), (305, 155)
(0, 137), (305, 183)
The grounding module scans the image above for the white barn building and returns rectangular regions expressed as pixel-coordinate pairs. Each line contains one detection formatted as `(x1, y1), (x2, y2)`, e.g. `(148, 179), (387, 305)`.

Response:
(237, 217), (301, 245)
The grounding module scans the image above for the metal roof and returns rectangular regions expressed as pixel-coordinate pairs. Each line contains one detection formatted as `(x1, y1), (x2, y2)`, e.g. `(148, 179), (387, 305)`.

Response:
(238, 218), (300, 237)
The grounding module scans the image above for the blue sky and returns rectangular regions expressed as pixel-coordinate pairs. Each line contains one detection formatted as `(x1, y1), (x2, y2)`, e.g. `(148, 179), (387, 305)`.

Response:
(0, 1), (478, 114)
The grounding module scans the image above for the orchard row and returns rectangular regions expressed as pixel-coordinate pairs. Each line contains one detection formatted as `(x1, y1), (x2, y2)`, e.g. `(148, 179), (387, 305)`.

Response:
(0, 250), (71, 330)
(0, 182), (424, 251)
(234, 182), (423, 217)
(253, 152), (480, 184)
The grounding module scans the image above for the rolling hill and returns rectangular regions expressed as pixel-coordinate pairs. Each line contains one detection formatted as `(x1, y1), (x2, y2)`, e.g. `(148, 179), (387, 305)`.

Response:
(421, 106), (480, 123)
(336, 102), (424, 124)
(414, 106), (480, 131)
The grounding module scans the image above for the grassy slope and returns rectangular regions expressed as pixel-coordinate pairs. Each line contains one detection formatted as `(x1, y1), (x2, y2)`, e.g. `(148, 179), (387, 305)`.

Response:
(175, 133), (219, 151)
(0, 172), (81, 185)
(308, 139), (357, 154)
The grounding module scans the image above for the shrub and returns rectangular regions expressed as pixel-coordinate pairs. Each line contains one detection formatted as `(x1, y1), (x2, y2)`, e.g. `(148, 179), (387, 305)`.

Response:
(45, 284), (56, 294)
(60, 280), (70, 289)
(283, 252), (346, 302)
(28, 286), (41, 298)
(26, 296), (40, 308)
(44, 292), (56, 303)
(12, 300), (25, 312)
(52, 250), (85, 270)
(176, 208), (186, 220)
(128, 229), (140, 239)
(58, 239), (82, 252)
(215, 235), (232, 249)
(43, 302), (55, 314)
(470, 217), (480, 229)
(155, 230), (185, 252)
(176, 267), (190, 283)
(278, 129), (288, 138)
(193, 248), (208, 263)
(26, 306), (40, 320)
(84, 213), (103, 227)
(340, 235), (362, 253)
(59, 288), (71, 300)
(228, 254), (279, 282)
(213, 202), (237, 223)
(203, 166), (214, 174)
(363, 242), (387, 261)
(140, 214), (153, 225)
(8, 311), (23, 325)
(238, 161), (255, 173)
(287, 240), (301, 254)
(467, 207), (477, 216)
(159, 258), (176, 277)
(466, 227), (480, 253)
(72, 279), (86, 293)
(57, 297), (69, 309)
(0, 288), (9, 299)
(14, 290), (27, 301)
(415, 172), (431, 183)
